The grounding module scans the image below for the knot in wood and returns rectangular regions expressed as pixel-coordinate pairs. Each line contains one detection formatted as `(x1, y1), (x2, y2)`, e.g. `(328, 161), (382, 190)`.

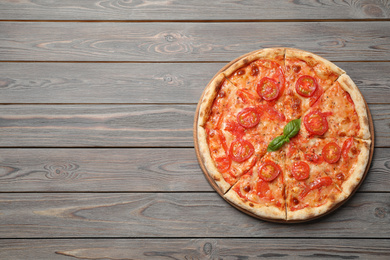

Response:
(165, 35), (176, 42)
(203, 242), (212, 255)
(385, 160), (390, 170)
(44, 163), (80, 180)
(374, 207), (388, 218)
(164, 75), (173, 82)
(362, 4), (385, 18)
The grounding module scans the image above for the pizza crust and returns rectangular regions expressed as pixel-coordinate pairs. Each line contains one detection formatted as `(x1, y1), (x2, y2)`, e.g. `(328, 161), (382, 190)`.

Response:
(196, 73), (232, 193)
(222, 47), (286, 78)
(285, 48), (345, 80)
(287, 191), (348, 221)
(337, 74), (371, 140)
(197, 73), (226, 127)
(224, 188), (286, 220)
(341, 139), (371, 196)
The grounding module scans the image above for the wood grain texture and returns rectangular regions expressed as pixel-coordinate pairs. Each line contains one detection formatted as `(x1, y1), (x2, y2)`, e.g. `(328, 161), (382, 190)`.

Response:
(0, 147), (388, 192)
(0, 62), (388, 104)
(0, 148), (210, 192)
(1, 238), (390, 260)
(0, 105), (195, 147)
(1, 22), (390, 61)
(0, 104), (387, 147)
(0, 62), (215, 104)
(1, 0), (389, 20)
(0, 192), (389, 238)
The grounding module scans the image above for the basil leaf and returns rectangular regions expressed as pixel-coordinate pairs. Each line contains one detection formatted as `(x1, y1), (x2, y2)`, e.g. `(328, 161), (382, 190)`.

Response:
(283, 118), (301, 139)
(267, 135), (289, 152)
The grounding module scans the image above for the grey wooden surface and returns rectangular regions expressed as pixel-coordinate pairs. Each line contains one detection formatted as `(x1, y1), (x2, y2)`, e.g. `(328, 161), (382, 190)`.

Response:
(0, 1), (390, 259)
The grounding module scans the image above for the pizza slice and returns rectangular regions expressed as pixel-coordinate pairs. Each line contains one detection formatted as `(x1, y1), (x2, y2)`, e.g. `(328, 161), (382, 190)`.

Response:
(223, 48), (285, 93)
(299, 74), (371, 140)
(284, 138), (347, 220)
(197, 74), (284, 193)
(292, 135), (371, 197)
(223, 47), (288, 132)
(281, 48), (345, 121)
(224, 149), (286, 220)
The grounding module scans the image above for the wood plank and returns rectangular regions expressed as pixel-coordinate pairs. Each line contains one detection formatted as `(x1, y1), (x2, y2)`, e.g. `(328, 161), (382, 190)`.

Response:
(1, 238), (390, 259)
(1, 0), (389, 20)
(0, 148), (211, 192)
(0, 192), (389, 238)
(0, 62), (215, 104)
(1, 22), (390, 61)
(0, 105), (195, 147)
(0, 62), (388, 104)
(0, 147), (388, 192)
(0, 104), (387, 147)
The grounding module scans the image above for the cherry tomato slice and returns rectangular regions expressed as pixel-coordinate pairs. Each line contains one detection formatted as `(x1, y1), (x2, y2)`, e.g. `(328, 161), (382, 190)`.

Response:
(304, 110), (329, 135)
(257, 77), (279, 101)
(214, 156), (231, 172)
(341, 137), (354, 161)
(237, 107), (260, 128)
(229, 139), (254, 163)
(258, 160), (281, 182)
(322, 142), (341, 164)
(296, 75), (318, 97)
(292, 161), (310, 180)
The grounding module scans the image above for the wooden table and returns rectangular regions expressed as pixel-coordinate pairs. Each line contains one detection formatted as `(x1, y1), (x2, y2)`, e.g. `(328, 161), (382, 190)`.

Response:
(1, 1), (390, 259)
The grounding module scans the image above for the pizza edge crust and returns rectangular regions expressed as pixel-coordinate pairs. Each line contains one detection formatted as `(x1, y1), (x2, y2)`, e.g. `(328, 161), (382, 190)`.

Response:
(196, 73), (231, 193)
(286, 191), (348, 221)
(341, 139), (371, 196)
(222, 47), (286, 78)
(224, 188), (286, 220)
(337, 74), (371, 140)
(285, 48), (346, 77)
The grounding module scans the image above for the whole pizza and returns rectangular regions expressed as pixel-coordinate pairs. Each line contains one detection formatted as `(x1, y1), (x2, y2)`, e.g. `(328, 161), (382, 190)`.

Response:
(194, 48), (373, 222)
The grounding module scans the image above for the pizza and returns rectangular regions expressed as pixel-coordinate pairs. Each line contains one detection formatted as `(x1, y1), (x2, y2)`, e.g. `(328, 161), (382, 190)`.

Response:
(195, 48), (372, 222)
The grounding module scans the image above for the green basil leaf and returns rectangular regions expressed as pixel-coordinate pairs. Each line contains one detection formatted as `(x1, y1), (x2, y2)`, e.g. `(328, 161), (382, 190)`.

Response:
(267, 135), (289, 152)
(283, 118), (301, 139)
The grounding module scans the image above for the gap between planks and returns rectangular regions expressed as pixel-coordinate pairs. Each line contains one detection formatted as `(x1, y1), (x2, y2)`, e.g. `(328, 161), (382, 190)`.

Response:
(1, 19), (390, 23)
(1, 60), (390, 63)
(1, 237), (389, 240)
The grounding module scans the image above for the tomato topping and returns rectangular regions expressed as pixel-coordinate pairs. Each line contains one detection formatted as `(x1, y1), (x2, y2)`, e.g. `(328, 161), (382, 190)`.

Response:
(237, 107), (260, 128)
(344, 91), (354, 104)
(296, 75), (318, 97)
(215, 130), (229, 154)
(300, 176), (333, 199)
(336, 173), (345, 181)
(237, 89), (257, 103)
(250, 65), (259, 76)
(309, 176), (333, 190)
(255, 179), (273, 200)
(257, 77), (280, 101)
(309, 84), (324, 107)
(304, 152), (323, 164)
(215, 156), (231, 172)
(269, 106), (286, 121)
(322, 142), (341, 164)
(291, 161), (310, 180)
(225, 120), (245, 138)
(304, 110), (328, 135)
(229, 139), (254, 162)
(341, 137), (354, 161)
(258, 160), (281, 182)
